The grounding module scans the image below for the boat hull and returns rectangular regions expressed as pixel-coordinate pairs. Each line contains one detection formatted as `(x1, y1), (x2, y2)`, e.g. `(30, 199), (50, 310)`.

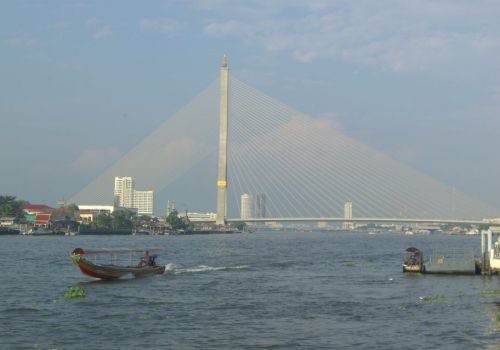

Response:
(72, 256), (165, 280)
(402, 264), (422, 273)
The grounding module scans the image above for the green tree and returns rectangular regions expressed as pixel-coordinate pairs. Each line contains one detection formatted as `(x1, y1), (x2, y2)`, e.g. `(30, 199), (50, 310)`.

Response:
(137, 214), (151, 223)
(111, 210), (134, 229)
(165, 209), (186, 230)
(95, 212), (112, 229)
(134, 214), (152, 230)
(0, 195), (26, 218)
(51, 203), (80, 221)
(66, 203), (79, 211)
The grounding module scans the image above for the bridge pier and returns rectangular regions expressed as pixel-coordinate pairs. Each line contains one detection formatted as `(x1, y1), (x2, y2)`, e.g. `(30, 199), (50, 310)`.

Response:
(481, 229), (493, 275)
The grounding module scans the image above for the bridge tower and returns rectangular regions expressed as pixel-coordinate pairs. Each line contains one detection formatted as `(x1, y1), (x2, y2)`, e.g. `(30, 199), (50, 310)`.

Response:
(216, 54), (229, 225)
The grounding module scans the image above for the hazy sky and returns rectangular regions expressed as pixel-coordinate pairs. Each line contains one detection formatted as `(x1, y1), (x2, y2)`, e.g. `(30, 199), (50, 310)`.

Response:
(2, 1), (500, 211)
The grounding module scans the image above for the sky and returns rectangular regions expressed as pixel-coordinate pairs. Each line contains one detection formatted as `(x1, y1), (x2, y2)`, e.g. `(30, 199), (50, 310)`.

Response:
(1, 0), (500, 213)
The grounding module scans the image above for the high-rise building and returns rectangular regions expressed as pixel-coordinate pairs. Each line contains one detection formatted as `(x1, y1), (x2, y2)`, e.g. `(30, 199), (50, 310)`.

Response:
(255, 193), (266, 218)
(240, 193), (253, 219)
(114, 177), (134, 208)
(134, 190), (154, 216)
(114, 176), (153, 216)
(343, 201), (353, 230)
(166, 200), (173, 217)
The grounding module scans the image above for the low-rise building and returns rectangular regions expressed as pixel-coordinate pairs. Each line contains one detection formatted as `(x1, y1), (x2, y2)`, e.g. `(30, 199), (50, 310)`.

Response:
(78, 210), (95, 223)
(184, 212), (217, 222)
(77, 205), (137, 215)
(0, 217), (17, 227)
(35, 213), (51, 227)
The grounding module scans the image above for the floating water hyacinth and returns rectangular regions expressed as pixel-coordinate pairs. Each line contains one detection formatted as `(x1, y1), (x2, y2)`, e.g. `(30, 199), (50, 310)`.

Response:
(480, 290), (500, 297)
(64, 286), (85, 299)
(418, 294), (446, 302)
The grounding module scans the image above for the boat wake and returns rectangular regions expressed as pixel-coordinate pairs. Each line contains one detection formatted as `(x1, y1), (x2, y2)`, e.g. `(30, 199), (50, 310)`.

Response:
(164, 263), (248, 275)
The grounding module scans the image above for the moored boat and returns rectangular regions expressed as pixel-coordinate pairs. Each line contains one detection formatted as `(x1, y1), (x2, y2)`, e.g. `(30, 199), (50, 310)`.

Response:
(26, 227), (57, 235)
(70, 248), (166, 280)
(402, 247), (423, 273)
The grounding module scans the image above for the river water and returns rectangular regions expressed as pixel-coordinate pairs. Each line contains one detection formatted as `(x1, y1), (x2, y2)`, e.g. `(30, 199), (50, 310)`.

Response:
(0, 231), (499, 349)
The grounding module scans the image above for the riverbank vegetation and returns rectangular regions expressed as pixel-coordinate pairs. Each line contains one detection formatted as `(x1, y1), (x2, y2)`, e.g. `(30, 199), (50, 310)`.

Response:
(0, 195), (26, 217)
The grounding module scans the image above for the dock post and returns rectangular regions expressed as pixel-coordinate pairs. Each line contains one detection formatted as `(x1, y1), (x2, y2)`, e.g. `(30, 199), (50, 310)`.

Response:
(481, 230), (486, 275)
(487, 229), (492, 276)
(487, 230), (492, 253)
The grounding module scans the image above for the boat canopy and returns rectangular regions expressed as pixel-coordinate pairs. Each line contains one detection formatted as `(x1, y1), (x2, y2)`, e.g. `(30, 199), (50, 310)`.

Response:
(71, 248), (161, 255)
(405, 247), (420, 253)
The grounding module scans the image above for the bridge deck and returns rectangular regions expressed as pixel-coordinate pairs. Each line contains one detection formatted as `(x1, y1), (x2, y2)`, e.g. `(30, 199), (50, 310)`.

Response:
(217, 217), (500, 227)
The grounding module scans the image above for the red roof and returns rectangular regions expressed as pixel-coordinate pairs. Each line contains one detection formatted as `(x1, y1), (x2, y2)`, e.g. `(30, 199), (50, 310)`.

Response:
(22, 204), (53, 212)
(35, 213), (51, 224)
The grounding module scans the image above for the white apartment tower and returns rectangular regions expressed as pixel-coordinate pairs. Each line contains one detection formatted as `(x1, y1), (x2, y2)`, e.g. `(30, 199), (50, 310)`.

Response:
(240, 193), (253, 220)
(114, 176), (154, 216)
(343, 201), (353, 230)
(114, 176), (134, 208)
(134, 190), (154, 216)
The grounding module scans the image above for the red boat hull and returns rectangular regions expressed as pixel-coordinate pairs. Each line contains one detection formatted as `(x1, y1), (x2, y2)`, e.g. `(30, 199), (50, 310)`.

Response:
(72, 256), (166, 280)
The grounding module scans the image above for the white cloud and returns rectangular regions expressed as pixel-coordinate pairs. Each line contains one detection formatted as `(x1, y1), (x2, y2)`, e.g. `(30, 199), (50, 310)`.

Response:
(93, 26), (113, 40)
(204, 19), (246, 37)
(139, 18), (187, 37)
(199, 0), (500, 71)
(84, 17), (113, 40)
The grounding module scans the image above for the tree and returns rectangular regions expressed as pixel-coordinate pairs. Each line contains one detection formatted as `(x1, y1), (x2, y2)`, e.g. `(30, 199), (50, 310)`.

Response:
(95, 212), (112, 229)
(66, 203), (79, 211)
(51, 203), (79, 221)
(137, 214), (152, 224)
(134, 214), (152, 230)
(165, 209), (186, 230)
(0, 195), (26, 218)
(111, 210), (134, 229)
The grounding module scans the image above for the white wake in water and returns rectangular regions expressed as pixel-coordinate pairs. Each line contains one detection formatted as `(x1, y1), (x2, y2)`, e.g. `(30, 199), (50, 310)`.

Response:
(163, 263), (248, 275)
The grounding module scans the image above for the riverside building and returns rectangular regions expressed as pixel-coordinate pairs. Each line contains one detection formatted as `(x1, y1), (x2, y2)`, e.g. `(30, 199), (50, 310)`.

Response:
(114, 177), (134, 208)
(133, 190), (154, 216)
(113, 176), (154, 216)
(254, 193), (266, 218)
(343, 201), (353, 230)
(240, 193), (253, 220)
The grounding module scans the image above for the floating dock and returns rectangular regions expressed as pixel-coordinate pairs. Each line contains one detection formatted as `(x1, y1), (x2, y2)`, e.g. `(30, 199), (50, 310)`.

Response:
(423, 248), (477, 275)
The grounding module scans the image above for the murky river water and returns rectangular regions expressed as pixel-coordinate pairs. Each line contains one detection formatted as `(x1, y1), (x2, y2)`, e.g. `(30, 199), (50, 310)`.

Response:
(0, 231), (499, 349)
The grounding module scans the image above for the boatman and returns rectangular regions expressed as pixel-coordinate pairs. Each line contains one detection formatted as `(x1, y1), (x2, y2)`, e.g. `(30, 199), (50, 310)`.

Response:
(138, 251), (150, 267)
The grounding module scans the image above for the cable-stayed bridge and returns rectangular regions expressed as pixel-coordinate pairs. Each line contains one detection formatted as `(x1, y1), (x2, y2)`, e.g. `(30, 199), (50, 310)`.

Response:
(70, 57), (499, 226)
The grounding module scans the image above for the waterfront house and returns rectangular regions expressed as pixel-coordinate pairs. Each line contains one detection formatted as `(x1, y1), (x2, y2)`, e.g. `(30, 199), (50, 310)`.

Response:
(0, 217), (17, 227)
(34, 213), (51, 228)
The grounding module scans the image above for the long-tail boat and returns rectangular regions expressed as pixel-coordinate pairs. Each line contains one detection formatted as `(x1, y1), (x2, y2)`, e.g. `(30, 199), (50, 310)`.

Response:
(70, 248), (166, 280)
(402, 247), (424, 273)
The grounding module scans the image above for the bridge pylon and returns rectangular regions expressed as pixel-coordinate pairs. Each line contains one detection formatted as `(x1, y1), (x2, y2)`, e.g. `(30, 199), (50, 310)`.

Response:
(216, 54), (229, 225)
